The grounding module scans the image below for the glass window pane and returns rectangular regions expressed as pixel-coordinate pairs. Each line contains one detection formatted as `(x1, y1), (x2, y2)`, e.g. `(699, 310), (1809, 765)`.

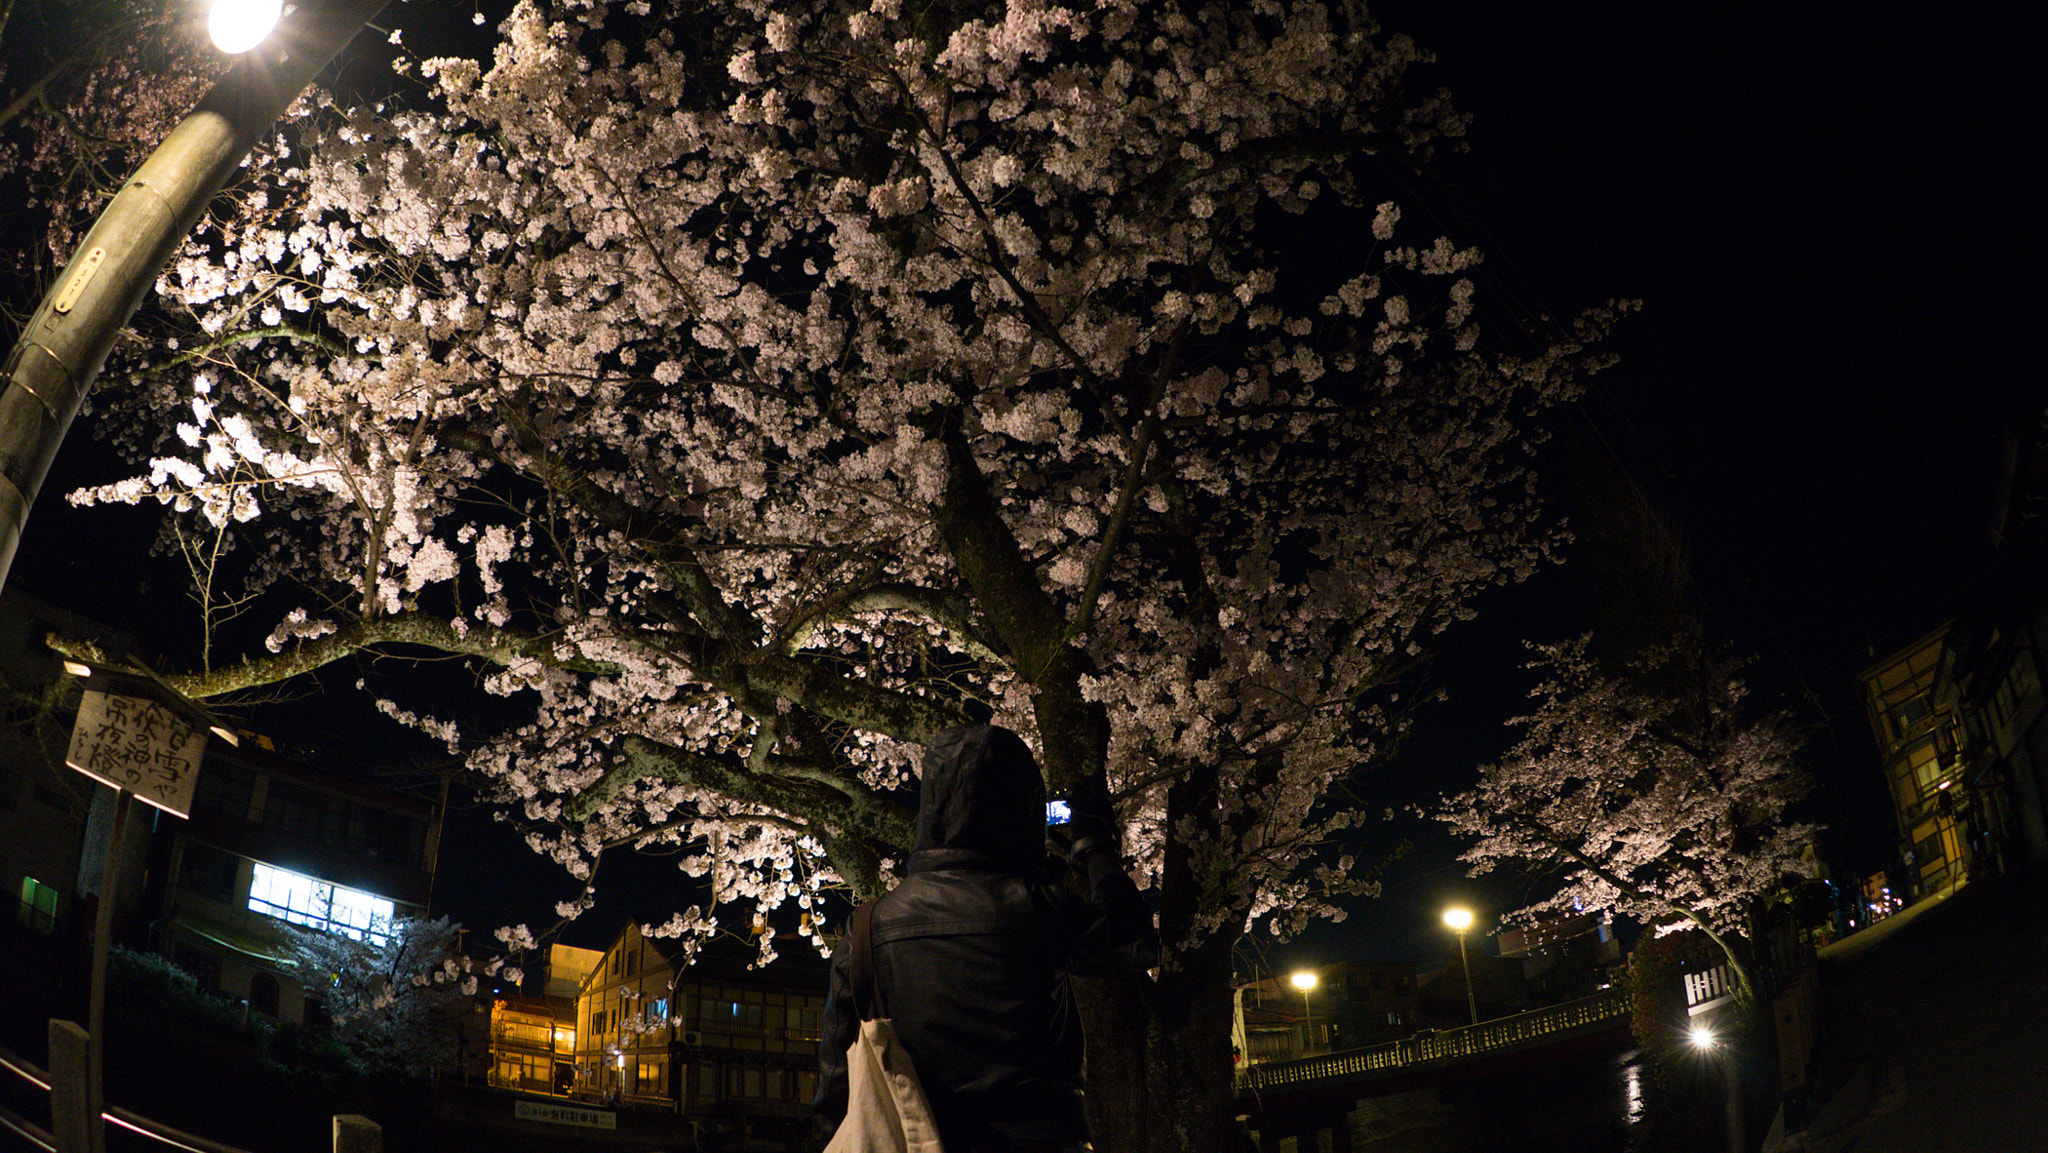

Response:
(248, 862), (394, 942)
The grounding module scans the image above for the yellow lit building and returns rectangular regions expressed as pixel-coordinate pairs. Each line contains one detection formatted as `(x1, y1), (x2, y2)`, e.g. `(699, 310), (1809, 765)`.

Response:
(490, 942), (600, 1096)
(490, 996), (571, 1094)
(1862, 627), (1973, 897)
(573, 922), (827, 1147)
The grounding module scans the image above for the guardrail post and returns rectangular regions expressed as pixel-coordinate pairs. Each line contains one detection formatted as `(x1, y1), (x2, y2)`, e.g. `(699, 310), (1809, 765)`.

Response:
(47, 1020), (97, 1153)
(333, 1115), (381, 1153)
(333, 1114), (381, 1153)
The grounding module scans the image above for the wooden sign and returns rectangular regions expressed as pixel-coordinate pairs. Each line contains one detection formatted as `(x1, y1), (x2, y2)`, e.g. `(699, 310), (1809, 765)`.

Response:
(65, 690), (207, 817)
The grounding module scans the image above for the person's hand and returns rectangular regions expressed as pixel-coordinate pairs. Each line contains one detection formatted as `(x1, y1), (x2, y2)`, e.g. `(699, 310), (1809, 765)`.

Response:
(1065, 772), (1118, 856)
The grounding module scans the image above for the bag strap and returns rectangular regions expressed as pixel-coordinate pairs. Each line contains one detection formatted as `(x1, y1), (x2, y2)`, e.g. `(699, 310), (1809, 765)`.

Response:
(847, 899), (888, 1021)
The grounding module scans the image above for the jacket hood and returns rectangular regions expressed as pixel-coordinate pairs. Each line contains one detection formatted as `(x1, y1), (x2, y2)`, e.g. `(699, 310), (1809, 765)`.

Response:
(913, 724), (1046, 868)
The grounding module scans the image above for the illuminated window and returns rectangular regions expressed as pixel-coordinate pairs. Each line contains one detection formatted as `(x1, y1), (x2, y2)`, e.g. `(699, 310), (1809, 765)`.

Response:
(247, 862), (393, 943)
(18, 876), (59, 934)
(637, 1056), (665, 1092)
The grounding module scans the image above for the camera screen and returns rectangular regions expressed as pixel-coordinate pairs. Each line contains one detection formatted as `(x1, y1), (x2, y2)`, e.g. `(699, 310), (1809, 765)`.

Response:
(1046, 799), (1072, 826)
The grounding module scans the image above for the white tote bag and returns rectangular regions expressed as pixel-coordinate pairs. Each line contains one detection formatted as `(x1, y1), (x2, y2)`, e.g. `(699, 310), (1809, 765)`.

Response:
(824, 901), (945, 1153)
(824, 1015), (945, 1153)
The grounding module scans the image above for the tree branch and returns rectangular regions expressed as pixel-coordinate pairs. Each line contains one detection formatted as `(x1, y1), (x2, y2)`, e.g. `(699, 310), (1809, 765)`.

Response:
(44, 614), (615, 700)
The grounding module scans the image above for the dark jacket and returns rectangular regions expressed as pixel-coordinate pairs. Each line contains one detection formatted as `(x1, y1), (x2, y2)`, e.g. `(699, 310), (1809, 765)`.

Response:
(815, 725), (1156, 1150)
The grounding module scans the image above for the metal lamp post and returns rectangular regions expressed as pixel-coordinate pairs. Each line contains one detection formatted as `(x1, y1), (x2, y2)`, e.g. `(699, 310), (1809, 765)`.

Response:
(1290, 969), (1319, 1056)
(1691, 1024), (1744, 1153)
(2, 6), (386, 1146)
(1443, 906), (1478, 1026)
(0, 0), (389, 593)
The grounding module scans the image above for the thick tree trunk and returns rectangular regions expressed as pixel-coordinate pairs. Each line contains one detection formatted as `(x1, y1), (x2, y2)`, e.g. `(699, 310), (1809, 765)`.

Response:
(1080, 932), (1242, 1153)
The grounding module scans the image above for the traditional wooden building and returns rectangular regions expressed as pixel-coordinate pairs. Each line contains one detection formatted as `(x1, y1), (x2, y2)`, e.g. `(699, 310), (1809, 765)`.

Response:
(574, 922), (829, 1148)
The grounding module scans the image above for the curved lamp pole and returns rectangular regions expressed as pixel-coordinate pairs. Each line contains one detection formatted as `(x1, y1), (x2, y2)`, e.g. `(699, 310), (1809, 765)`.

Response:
(1, 5), (385, 1147)
(0, 0), (389, 592)
(1290, 969), (1319, 1056)
(1443, 906), (1478, 1026)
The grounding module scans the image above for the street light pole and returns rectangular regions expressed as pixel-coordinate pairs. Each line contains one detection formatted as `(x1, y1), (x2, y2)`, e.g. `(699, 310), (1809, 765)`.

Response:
(0, 0), (389, 592)
(1443, 906), (1478, 1026)
(1290, 970), (1319, 1056)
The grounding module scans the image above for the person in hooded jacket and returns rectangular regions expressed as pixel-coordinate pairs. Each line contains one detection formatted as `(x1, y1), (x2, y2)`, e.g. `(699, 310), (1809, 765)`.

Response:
(815, 724), (1157, 1153)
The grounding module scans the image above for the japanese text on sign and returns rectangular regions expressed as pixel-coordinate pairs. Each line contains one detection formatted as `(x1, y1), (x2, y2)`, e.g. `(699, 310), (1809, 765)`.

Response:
(66, 691), (207, 817)
(514, 1101), (616, 1129)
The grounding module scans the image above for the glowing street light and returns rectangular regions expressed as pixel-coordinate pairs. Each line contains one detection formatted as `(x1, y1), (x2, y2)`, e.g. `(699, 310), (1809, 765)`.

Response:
(0, 0), (391, 592)
(1289, 969), (1319, 1056)
(1690, 1020), (1742, 1153)
(1443, 906), (1478, 1026)
(208, 0), (284, 54)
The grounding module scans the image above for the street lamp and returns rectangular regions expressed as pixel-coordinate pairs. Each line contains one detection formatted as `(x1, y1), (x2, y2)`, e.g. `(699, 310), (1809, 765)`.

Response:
(208, 0), (284, 53)
(0, 0), (390, 592)
(0, 8), (389, 1145)
(1443, 906), (1478, 1026)
(1289, 969), (1318, 1056)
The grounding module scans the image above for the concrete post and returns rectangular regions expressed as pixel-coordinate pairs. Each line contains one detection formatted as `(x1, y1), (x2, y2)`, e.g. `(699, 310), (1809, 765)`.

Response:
(1326, 1108), (1353, 1153)
(333, 1114), (381, 1153)
(47, 1020), (96, 1153)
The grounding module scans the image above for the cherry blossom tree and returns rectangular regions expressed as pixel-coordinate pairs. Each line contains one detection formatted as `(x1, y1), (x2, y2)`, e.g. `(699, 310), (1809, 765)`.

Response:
(282, 914), (509, 1079)
(49, 1), (1621, 1146)
(1435, 634), (1816, 1011)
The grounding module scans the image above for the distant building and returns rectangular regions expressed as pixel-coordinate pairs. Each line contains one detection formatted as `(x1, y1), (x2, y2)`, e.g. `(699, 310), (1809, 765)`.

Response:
(0, 587), (443, 1027)
(1860, 420), (2048, 900)
(1862, 627), (1977, 898)
(0, 590), (135, 960)
(491, 943), (601, 1096)
(1498, 908), (1622, 1000)
(1935, 427), (2048, 873)
(1861, 614), (2047, 900)
(572, 922), (828, 1148)
(1236, 961), (1422, 1062)
(149, 725), (442, 1023)
(1415, 952), (1529, 1028)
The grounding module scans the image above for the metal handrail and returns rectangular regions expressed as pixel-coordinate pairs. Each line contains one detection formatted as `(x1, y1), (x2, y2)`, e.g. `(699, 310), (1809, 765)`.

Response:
(0, 1102), (55, 1152)
(0, 1038), (265, 1153)
(0, 1044), (52, 1091)
(1237, 989), (1629, 1092)
(106, 1106), (263, 1153)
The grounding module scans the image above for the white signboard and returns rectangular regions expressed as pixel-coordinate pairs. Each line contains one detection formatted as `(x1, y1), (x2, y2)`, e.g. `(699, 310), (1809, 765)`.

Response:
(514, 1100), (617, 1129)
(66, 690), (207, 817)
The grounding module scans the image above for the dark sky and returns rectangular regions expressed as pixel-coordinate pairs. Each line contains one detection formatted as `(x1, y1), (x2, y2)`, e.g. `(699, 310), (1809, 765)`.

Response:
(1273, 0), (2038, 973)
(8, 1), (2038, 963)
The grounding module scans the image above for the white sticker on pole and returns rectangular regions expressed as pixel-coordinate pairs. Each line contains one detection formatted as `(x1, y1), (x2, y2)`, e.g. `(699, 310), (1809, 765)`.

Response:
(65, 690), (207, 817)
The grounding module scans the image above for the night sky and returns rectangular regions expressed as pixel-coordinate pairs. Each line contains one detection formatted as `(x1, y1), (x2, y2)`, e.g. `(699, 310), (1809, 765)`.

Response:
(1288, 0), (2037, 972)
(6, 2), (2037, 965)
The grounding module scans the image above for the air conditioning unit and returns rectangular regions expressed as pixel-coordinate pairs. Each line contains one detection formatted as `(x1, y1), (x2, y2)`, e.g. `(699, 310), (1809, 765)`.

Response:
(681, 1030), (702, 1047)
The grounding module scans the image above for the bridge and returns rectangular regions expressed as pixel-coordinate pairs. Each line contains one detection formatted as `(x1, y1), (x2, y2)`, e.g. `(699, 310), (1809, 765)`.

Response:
(1235, 990), (1635, 1152)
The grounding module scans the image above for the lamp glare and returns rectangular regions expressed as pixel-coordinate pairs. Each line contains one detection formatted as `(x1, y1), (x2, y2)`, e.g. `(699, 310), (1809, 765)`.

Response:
(1689, 1024), (1717, 1049)
(1289, 970), (1318, 991)
(209, 0), (283, 54)
(1443, 906), (1474, 932)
